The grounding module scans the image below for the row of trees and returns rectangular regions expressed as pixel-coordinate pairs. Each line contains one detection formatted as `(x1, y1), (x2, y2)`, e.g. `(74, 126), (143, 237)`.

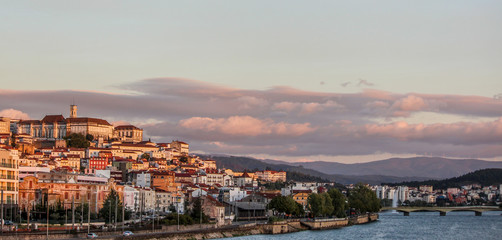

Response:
(20, 189), (132, 225)
(268, 183), (380, 219)
(307, 188), (349, 218)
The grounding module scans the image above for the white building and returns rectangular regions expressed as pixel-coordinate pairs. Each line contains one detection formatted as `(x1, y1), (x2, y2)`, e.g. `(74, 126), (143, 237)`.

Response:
(136, 172), (151, 188)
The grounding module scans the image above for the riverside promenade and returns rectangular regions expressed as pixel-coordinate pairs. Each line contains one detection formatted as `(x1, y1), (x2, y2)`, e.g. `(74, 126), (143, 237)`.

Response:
(0, 213), (379, 240)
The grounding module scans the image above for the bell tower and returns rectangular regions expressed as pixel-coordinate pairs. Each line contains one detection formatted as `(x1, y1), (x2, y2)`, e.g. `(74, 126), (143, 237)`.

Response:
(70, 104), (77, 118)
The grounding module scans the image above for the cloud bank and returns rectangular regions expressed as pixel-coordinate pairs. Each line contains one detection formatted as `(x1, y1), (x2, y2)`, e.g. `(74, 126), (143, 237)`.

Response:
(1, 78), (502, 161)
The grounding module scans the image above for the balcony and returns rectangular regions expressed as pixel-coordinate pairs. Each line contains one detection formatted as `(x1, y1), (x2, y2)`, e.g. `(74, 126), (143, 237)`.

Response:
(0, 175), (16, 180)
(0, 163), (16, 168)
(0, 186), (17, 191)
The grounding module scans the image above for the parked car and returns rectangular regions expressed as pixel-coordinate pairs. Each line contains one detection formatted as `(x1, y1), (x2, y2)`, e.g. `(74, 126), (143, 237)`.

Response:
(87, 233), (98, 239)
(3, 220), (14, 225)
(122, 231), (134, 237)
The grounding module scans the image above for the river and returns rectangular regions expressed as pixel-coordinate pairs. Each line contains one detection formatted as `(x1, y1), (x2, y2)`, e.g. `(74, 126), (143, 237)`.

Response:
(223, 211), (502, 240)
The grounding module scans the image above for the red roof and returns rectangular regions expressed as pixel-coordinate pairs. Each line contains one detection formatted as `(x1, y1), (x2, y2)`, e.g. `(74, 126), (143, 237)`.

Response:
(67, 117), (111, 126)
(115, 125), (142, 130)
(41, 115), (66, 123)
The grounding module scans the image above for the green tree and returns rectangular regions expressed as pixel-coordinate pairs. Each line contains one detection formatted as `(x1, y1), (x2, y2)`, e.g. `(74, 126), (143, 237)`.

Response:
(307, 193), (322, 217)
(268, 196), (303, 217)
(64, 133), (90, 148)
(308, 193), (334, 217)
(190, 198), (209, 223)
(179, 156), (188, 163)
(328, 188), (348, 218)
(85, 134), (94, 141)
(10, 135), (16, 148)
(140, 153), (151, 160)
(99, 189), (125, 224)
(348, 183), (381, 213)
(321, 193), (334, 216)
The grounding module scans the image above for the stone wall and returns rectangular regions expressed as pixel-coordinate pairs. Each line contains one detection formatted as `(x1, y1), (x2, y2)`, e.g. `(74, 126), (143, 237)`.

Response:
(300, 218), (349, 230)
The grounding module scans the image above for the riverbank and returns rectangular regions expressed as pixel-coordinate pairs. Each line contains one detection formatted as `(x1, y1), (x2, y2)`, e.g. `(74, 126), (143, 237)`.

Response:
(120, 213), (379, 240)
(0, 213), (378, 240)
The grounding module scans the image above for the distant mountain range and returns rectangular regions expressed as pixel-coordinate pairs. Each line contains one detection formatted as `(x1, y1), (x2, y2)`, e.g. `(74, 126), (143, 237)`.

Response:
(198, 155), (430, 185)
(199, 154), (502, 185)
(384, 168), (502, 189)
(263, 157), (502, 179)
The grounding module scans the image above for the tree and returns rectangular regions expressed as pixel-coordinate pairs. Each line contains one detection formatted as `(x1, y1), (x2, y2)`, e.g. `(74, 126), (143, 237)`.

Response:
(190, 198), (209, 223)
(321, 192), (334, 216)
(99, 189), (126, 224)
(307, 193), (333, 218)
(85, 134), (94, 142)
(64, 133), (90, 148)
(348, 183), (381, 213)
(328, 188), (348, 218)
(10, 135), (16, 148)
(268, 196), (303, 217)
(179, 156), (188, 163)
(140, 153), (151, 160)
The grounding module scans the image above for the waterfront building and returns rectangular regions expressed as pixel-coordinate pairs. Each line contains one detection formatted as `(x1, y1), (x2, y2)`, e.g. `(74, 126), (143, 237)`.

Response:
(18, 173), (120, 213)
(200, 195), (225, 226)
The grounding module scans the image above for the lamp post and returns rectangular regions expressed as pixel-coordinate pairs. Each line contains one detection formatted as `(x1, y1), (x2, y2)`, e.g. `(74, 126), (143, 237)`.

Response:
(46, 192), (49, 240)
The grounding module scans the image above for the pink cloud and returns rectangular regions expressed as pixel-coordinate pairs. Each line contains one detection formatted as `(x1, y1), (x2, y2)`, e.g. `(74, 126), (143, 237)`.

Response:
(3, 78), (502, 159)
(111, 120), (131, 127)
(393, 95), (427, 111)
(179, 116), (315, 137)
(0, 108), (30, 120)
(364, 118), (502, 144)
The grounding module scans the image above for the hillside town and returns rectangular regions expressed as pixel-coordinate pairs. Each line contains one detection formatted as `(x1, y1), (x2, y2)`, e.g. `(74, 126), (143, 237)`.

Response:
(0, 105), (293, 228)
(0, 106), (501, 234)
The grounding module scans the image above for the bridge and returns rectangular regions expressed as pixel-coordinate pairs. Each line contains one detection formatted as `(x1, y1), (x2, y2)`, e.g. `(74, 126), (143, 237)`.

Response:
(382, 206), (502, 216)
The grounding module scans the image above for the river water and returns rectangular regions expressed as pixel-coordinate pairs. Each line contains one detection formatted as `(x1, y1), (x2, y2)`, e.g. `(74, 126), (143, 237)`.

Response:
(224, 211), (502, 240)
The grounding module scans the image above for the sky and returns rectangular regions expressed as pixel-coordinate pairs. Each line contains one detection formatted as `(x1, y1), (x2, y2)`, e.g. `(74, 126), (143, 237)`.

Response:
(1, 1), (502, 163)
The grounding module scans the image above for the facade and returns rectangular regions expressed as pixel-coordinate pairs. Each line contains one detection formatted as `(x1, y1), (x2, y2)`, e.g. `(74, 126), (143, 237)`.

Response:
(0, 117), (10, 134)
(201, 195), (225, 226)
(0, 148), (19, 205)
(255, 170), (286, 182)
(114, 125), (143, 143)
(17, 115), (67, 140)
(292, 191), (311, 209)
(16, 105), (114, 142)
(66, 117), (113, 140)
(60, 155), (81, 170)
(234, 172), (253, 187)
(88, 157), (110, 170)
(155, 188), (173, 212)
(206, 169), (225, 186)
(151, 171), (177, 191)
(18, 174), (120, 213)
(135, 172), (151, 188)
(170, 141), (189, 154)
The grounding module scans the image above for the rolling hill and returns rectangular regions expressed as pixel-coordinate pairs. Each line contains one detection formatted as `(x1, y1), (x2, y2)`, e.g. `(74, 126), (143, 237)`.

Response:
(384, 168), (502, 189)
(198, 154), (430, 185)
(265, 157), (502, 179)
